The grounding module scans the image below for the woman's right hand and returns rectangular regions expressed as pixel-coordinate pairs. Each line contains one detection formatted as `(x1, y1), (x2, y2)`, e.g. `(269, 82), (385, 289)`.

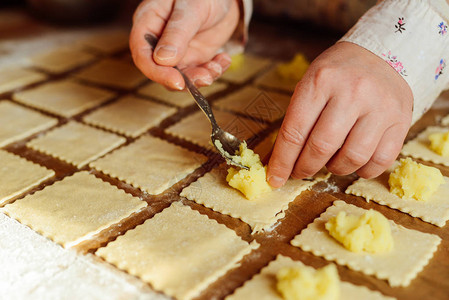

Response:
(130, 0), (240, 90)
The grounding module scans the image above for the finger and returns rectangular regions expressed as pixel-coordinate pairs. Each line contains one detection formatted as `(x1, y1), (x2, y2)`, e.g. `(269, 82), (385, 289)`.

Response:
(291, 99), (358, 179)
(180, 53), (231, 87)
(266, 79), (328, 188)
(326, 113), (387, 176)
(356, 122), (409, 178)
(153, 1), (203, 66)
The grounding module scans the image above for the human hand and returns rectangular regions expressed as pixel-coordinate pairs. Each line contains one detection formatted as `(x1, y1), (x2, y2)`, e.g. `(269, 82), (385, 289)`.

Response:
(130, 0), (239, 90)
(267, 42), (414, 187)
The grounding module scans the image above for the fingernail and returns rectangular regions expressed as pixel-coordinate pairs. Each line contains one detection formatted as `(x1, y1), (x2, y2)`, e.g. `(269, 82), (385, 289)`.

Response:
(174, 81), (184, 90)
(155, 45), (177, 60)
(194, 76), (213, 86)
(268, 175), (285, 188)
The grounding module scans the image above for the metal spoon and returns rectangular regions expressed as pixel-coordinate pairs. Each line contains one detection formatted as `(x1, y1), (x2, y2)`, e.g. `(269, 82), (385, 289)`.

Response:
(144, 34), (248, 169)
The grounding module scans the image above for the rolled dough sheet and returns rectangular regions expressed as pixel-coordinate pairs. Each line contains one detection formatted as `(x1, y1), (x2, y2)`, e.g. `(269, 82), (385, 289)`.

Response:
(75, 58), (147, 90)
(166, 110), (266, 149)
(2, 171), (147, 248)
(220, 54), (272, 83)
(290, 201), (441, 287)
(0, 213), (168, 300)
(28, 47), (96, 74)
(180, 165), (330, 232)
(0, 150), (54, 206)
(0, 67), (46, 94)
(13, 79), (115, 118)
(83, 95), (176, 138)
(138, 81), (228, 107)
(90, 135), (208, 195)
(254, 65), (298, 93)
(226, 255), (396, 300)
(96, 202), (259, 300)
(79, 30), (130, 54)
(346, 162), (449, 227)
(213, 86), (290, 122)
(27, 121), (126, 167)
(401, 126), (449, 167)
(0, 101), (57, 147)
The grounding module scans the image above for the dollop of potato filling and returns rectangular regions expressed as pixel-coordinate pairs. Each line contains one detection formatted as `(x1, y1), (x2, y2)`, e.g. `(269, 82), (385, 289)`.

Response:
(277, 53), (310, 81)
(429, 131), (449, 157)
(229, 53), (245, 70)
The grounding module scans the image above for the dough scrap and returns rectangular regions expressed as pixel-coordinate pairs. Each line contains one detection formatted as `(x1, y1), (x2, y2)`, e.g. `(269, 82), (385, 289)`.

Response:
(180, 165), (329, 232)
(401, 126), (449, 166)
(0, 101), (57, 147)
(220, 54), (272, 83)
(27, 121), (126, 167)
(2, 171), (147, 248)
(291, 201), (441, 287)
(83, 95), (176, 137)
(166, 110), (266, 149)
(0, 67), (46, 94)
(255, 65), (298, 93)
(213, 86), (290, 122)
(75, 59), (147, 90)
(345, 162), (449, 227)
(226, 255), (396, 300)
(90, 135), (208, 195)
(0, 150), (54, 206)
(96, 202), (259, 300)
(28, 47), (96, 74)
(13, 80), (115, 117)
(79, 30), (130, 54)
(138, 81), (228, 107)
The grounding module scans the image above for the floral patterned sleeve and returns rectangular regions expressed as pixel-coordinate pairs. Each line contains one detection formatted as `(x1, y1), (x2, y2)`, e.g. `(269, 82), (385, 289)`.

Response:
(340, 0), (449, 124)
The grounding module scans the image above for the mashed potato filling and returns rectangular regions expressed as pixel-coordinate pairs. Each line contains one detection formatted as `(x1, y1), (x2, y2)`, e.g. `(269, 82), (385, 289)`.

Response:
(429, 131), (449, 157)
(277, 53), (310, 81)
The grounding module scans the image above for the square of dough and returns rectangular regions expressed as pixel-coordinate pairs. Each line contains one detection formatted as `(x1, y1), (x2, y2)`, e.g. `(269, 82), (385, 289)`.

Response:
(138, 81), (228, 107)
(90, 135), (208, 195)
(255, 65), (298, 93)
(28, 47), (96, 74)
(441, 114), (449, 126)
(13, 80), (115, 117)
(3, 171), (146, 248)
(180, 165), (329, 232)
(96, 202), (259, 300)
(0, 101), (57, 147)
(213, 86), (290, 122)
(27, 121), (126, 167)
(345, 161), (449, 227)
(0, 150), (54, 206)
(226, 255), (395, 300)
(83, 95), (176, 137)
(401, 126), (449, 167)
(0, 67), (46, 94)
(79, 30), (130, 54)
(75, 58), (147, 90)
(290, 201), (441, 287)
(166, 110), (266, 149)
(220, 54), (272, 83)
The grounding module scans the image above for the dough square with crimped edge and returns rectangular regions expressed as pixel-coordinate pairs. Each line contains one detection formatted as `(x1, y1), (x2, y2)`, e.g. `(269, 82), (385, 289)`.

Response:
(79, 30), (130, 54)
(254, 65), (298, 93)
(83, 95), (176, 138)
(0, 150), (54, 206)
(220, 54), (272, 83)
(28, 47), (96, 74)
(13, 79), (115, 118)
(226, 254), (396, 300)
(0, 67), (47, 94)
(96, 201), (259, 300)
(166, 110), (266, 149)
(27, 121), (125, 167)
(345, 161), (449, 227)
(290, 201), (441, 287)
(138, 81), (228, 107)
(2, 171), (147, 248)
(90, 135), (208, 195)
(401, 126), (449, 167)
(180, 164), (329, 232)
(75, 58), (147, 90)
(0, 101), (58, 147)
(213, 86), (290, 122)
